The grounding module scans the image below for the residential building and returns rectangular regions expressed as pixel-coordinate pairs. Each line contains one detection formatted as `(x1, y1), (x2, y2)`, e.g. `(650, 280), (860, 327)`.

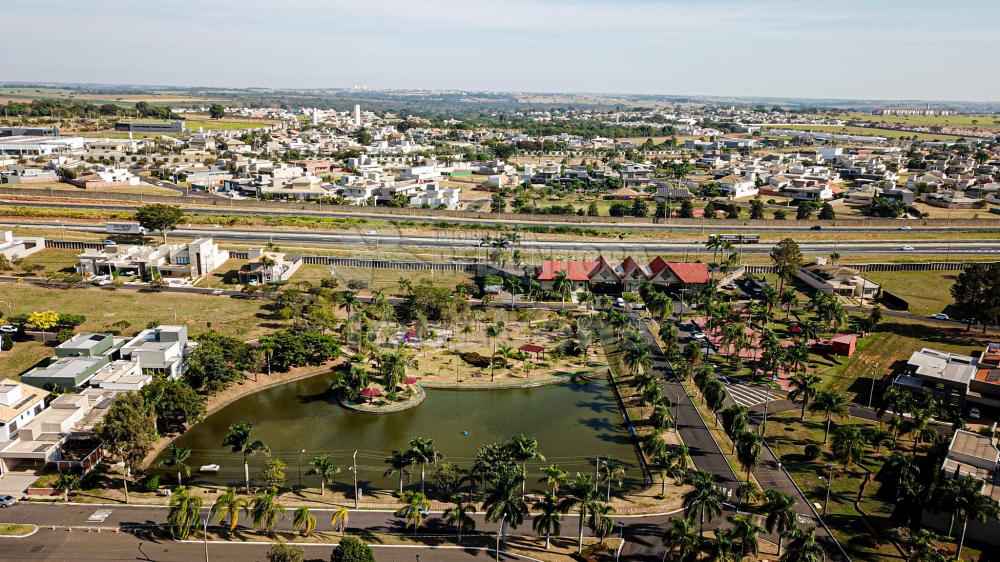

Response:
(238, 248), (303, 285)
(0, 231), (44, 260)
(409, 185), (461, 209)
(533, 256), (710, 296)
(0, 379), (46, 443)
(717, 174), (759, 199)
(114, 120), (185, 133)
(797, 260), (880, 300)
(893, 348), (979, 409)
(76, 238), (229, 281)
(119, 325), (192, 379)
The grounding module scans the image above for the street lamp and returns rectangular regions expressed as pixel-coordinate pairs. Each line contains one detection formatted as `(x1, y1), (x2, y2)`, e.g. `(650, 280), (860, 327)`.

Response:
(823, 463), (836, 516)
(298, 449), (306, 490)
(868, 361), (881, 409)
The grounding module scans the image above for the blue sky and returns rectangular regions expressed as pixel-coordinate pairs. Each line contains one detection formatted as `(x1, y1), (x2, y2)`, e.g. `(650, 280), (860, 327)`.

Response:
(4, 0), (998, 101)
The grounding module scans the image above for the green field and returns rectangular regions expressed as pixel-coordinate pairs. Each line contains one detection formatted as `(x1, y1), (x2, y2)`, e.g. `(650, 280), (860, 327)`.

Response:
(843, 112), (1000, 132)
(292, 264), (474, 296)
(864, 270), (957, 315)
(761, 123), (966, 141)
(182, 118), (274, 131)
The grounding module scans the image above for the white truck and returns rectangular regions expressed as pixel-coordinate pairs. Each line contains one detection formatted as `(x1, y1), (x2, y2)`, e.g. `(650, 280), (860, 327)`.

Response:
(106, 221), (148, 235)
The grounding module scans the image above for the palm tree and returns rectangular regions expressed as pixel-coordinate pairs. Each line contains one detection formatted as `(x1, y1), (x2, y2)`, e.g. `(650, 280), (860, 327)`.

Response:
(483, 471), (528, 545)
(953, 476), (999, 560)
(661, 517), (700, 562)
(53, 473), (80, 503)
(587, 501), (615, 543)
(811, 390), (850, 444)
(502, 276), (521, 309)
(599, 456), (626, 502)
(532, 492), (564, 550)
(703, 528), (737, 562)
(167, 486), (203, 540)
(292, 506), (316, 536)
(781, 527), (825, 562)
(210, 487), (246, 534)
(562, 473), (598, 553)
(331, 505), (350, 535)
(539, 464), (567, 495)
(788, 373), (821, 421)
(864, 427), (893, 454)
(729, 513), (762, 560)
(407, 437), (443, 494)
(722, 404), (750, 451)
(762, 489), (798, 556)
(552, 270), (572, 309)
(397, 277), (412, 295)
(653, 444), (689, 498)
(510, 434), (545, 498)
(339, 290), (360, 316)
(683, 469), (725, 539)
(222, 421), (268, 494)
(306, 454), (340, 496)
(160, 444), (192, 486)
(831, 425), (866, 468)
(395, 490), (431, 533)
(384, 450), (412, 495)
(444, 499), (477, 544)
(734, 431), (764, 487)
(248, 489), (285, 535)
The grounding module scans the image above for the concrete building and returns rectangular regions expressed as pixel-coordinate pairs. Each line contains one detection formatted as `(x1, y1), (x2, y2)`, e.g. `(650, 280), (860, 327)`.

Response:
(120, 325), (191, 379)
(76, 238), (229, 281)
(114, 121), (185, 133)
(893, 348), (979, 409)
(797, 259), (880, 300)
(0, 231), (44, 260)
(238, 249), (303, 285)
(0, 379), (46, 443)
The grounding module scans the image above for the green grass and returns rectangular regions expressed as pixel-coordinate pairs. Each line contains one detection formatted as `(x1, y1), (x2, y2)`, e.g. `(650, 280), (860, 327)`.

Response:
(0, 523), (36, 536)
(843, 112), (1000, 132)
(182, 118), (273, 131)
(292, 264), (474, 296)
(760, 123), (966, 141)
(15, 249), (80, 274)
(863, 270), (958, 315)
(0, 340), (52, 382)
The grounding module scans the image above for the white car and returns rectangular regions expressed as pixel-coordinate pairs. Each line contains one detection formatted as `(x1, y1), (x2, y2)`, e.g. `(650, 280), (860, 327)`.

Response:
(900, 245), (915, 251)
(969, 407), (981, 420)
(211, 289), (224, 296)
(930, 313), (949, 321)
(614, 297), (625, 308)
(898, 225), (912, 231)
(0, 325), (17, 333)
(693, 332), (706, 340)
(365, 229), (377, 236)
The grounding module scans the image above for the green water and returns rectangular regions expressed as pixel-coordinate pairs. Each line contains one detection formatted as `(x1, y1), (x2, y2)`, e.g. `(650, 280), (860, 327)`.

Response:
(164, 373), (642, 494)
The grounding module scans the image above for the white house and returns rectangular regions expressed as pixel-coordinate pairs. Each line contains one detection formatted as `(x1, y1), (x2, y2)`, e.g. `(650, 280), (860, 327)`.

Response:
(717, 174), (759, 199)
(0, 379), (46, 443)
(0, 231), (45, 260)
(119, 325), (192, 379)
(410, 186), (461, 209)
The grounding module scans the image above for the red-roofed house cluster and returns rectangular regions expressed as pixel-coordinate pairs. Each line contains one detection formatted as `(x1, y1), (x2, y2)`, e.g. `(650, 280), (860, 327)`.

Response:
(533, 256), (710, 296)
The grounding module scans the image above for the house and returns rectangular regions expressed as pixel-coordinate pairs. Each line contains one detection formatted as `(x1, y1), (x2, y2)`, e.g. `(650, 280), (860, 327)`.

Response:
(717, 174), (759, 199)
(66, 166), (141, 189)
(893, 348), (979, 409)
(86, 361), (150, 392)
(620, 163), (653, 189)
(942, 429), (999, 486)
(0, 379), (46, 443)
(409, 185), (461, 209)
(76, 238), (229, 281)
(1, 167), (58, 183)
(922, 190), (984, 209)
(238, 248), (303, 285)
(119, 325), (192, 379)
(0, 231), (44, 260)
(533, 256), (709, 296)
(21, 356), (110, 391)
(797, 259), (880, 300)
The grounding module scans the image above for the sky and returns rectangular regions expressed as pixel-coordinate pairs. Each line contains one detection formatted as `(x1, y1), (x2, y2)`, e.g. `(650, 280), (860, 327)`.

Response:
(4, 0), (999, 102)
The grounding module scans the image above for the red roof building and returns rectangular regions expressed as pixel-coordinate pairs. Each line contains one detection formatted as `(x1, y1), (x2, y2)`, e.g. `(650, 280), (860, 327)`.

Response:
(534, 255), (709, 295)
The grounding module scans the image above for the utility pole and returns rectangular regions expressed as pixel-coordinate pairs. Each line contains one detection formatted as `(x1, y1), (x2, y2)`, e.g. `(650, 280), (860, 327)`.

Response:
(823, 464), (835, 516)
(352, 450), (359, 508)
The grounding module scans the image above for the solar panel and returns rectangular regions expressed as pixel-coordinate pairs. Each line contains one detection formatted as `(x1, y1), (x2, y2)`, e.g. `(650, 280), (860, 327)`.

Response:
(987, 370), (1000, 382)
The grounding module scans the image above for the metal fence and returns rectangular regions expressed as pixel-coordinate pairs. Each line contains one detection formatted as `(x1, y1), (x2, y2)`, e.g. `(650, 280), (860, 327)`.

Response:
(744, 261), (999, 274)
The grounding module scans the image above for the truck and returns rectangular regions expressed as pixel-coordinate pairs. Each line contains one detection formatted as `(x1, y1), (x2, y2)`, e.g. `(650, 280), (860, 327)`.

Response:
(106, 221), (147, 235)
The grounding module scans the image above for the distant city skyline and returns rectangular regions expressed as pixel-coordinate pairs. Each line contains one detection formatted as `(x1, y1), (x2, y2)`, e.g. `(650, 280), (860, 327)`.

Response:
(4, 0), (999, 103)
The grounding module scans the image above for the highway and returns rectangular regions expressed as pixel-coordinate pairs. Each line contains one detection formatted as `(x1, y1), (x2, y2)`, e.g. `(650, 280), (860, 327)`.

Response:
(7, 221), (1000, 256)
(4, 198), (1000, 233)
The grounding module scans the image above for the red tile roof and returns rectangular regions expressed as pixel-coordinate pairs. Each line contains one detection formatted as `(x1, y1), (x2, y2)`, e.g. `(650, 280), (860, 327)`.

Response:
(648, 256), (670, 276)
(621, 256), (642, 276)
(518, 344), (545, 354)
(536, 260), (596, 281)
(666, 262), (711, 284)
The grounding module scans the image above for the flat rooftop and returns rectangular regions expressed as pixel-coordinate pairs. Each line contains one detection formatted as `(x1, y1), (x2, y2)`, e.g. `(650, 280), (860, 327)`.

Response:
(907, 348), (978, 385)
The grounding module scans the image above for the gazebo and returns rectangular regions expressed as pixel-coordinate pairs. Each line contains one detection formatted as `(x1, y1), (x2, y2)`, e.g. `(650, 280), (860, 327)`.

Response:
(518, 343), (545, 359)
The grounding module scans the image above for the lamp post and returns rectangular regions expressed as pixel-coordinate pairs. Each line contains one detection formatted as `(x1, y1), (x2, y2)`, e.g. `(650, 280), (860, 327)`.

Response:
(352, 450), (359, 508)
(203, 514), (209, 562)
(823, 464), (835, 516)
(868, 361), (880, 409)
(297, 449), (305, 490)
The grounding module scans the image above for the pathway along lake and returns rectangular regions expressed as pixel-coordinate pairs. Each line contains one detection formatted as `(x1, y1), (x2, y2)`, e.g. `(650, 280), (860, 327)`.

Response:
(163, 372), (643, 494)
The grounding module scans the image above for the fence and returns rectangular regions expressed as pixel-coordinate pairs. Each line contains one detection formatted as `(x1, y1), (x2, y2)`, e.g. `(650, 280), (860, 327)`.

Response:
(744, 261), (999, 274)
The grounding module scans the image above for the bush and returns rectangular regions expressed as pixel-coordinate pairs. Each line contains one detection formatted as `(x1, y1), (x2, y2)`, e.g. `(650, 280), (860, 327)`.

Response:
(330, 536), (375, 562)
(138, 474), (159, 492)
(458, 351), (492, 368)
(267, 542), (305, 562)
(55, 328), (76, 344)
(346, 279), (369, 291)
(804, 443), (822, 460)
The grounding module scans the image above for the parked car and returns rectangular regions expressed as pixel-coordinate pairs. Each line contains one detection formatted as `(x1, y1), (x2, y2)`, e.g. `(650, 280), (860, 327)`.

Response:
(614, 297), (625, 308)
(810, 225), (823, 230)
(899, 225), (912, 231)
(693, 332), (706, 340)
(0, 325), (17, 334)
(969, 407), (981, 420)
(900, 245), (915, 251)
(0, 495), (17, 508)
(930, 313), (949, 321)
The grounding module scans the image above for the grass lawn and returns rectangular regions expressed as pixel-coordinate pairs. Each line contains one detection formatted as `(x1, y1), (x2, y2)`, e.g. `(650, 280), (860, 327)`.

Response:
(6, 182), (180, 197)
(0, 523), (36, 536)
(0, 283), (277, 341)
(193, 257), (244, 288)
(13, 249), (80, 274)
(0, 340), (51, 381)
(864, 270), (958, 315)
(182, 118), (274, 131)
(292, 264), (474, 296)
(760, 123), (966, 141)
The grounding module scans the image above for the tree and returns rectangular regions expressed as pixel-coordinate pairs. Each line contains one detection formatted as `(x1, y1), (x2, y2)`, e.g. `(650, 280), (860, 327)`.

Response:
(394, 490), (431, 533)
(540, 464), (567, 495)
(811, 390), (850, 444)
(683, 469), (725, 538)
(762, 489), (798, 557)
(552, 270), (572, 310)
(509, 433), (544, 498)
(788, 373), (821, 421)
(444, 499), (477, 544)
(159, 444), (192, 485)
(267, 542), (304, 562)
(383, 450), (412, 495)
(678, 200), (694, 218)
(749, 198), (765, 219)
(780, 527), (825, 562)
(953, 475), (999, 560)
(599, 456), (626, 502)
(167, 486), (203, 540)
(94, 392), (158, 504)
(307, 455), (341, 496)
(53, 473), (80, 502)
(222, 421), (269, 494)
(588, 501), (615, 543)
(532, 492), (564, 550)
(661, 517), (700, 562)
(209, 104), (225, 119)
(210, 487), (246, 534)
(291, 506), (316, 536)
(330, 536), (375, 562)
(407, 437), (443, 494)
(729, 513), (762, 560)
(770, 238), (803, 297)
(735, 431), (764, 486)
(330, 505), (350, 535)
(136, 204), (185, 243)
(142, 379), (205, 434)
(818, 202), (836, 220)
(831, 425), (866, 468)
(483, 471), (528, 545)
(249, 489), (285, 534)
(950, 264), (1000, 332)
(256, 457), (287, 491)
(26, 310), (59, 341)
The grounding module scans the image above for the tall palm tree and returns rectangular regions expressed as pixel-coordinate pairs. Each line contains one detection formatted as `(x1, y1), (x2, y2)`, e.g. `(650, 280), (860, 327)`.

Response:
(167, 486), (203, 540)
(395, 491), (431, 533)
(306, 454), (341, 496)
(539, 464), (567, 496)
(661, 517), (700, 562)
(780, 527), (825, 562)
(483, 471), (528, 545)
(729, 513), (762, 560)
(735, 431), (764, 487)
(653, 444), (689, 498)
(599, 456), (626, 502)
(292, 506), (316, 536)
(509, 434), (545, 498)
(502, 276), (521, 309)
(222, 421), (268, 494)
(788, 373), (821, 421)
(552, 270), (572, 309)
(831, 425), (866, 468)
(444, 499), (476, 544)
(160, 444), (192, 486)
(339, 290), (360, 316)
(210, 487), (247, 534)
(762, 489), (798, 556)
(384, 450), (412, 495)
(248, 489), (285, 535)
(407, 437), (443, 494)
(811, 390), (850, 444)
(562, 473), (598, 553)
(722, 404), (750, 451)
(953, 476), (999, 560)
(683, 469), (725, 539)
(532, 492), (564, 550)
(331, 506), (350, 535)
(587, 501), (615, 544)
(703, 528), (737, 562)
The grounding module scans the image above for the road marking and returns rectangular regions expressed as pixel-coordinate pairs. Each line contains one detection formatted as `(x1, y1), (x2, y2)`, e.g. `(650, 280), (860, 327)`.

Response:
(720, 377), (772, 408)
(87, 509), (112, 522)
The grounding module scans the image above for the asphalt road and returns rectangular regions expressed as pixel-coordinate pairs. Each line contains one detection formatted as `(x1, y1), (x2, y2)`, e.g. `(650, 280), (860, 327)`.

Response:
(7, 220), (1000, 256)
(5, 198), (1000, 233)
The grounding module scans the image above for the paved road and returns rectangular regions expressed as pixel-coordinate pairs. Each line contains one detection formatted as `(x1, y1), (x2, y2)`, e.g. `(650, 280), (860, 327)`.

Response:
(5, 198), (1000, 233)
(7, 219), (1000, 255)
